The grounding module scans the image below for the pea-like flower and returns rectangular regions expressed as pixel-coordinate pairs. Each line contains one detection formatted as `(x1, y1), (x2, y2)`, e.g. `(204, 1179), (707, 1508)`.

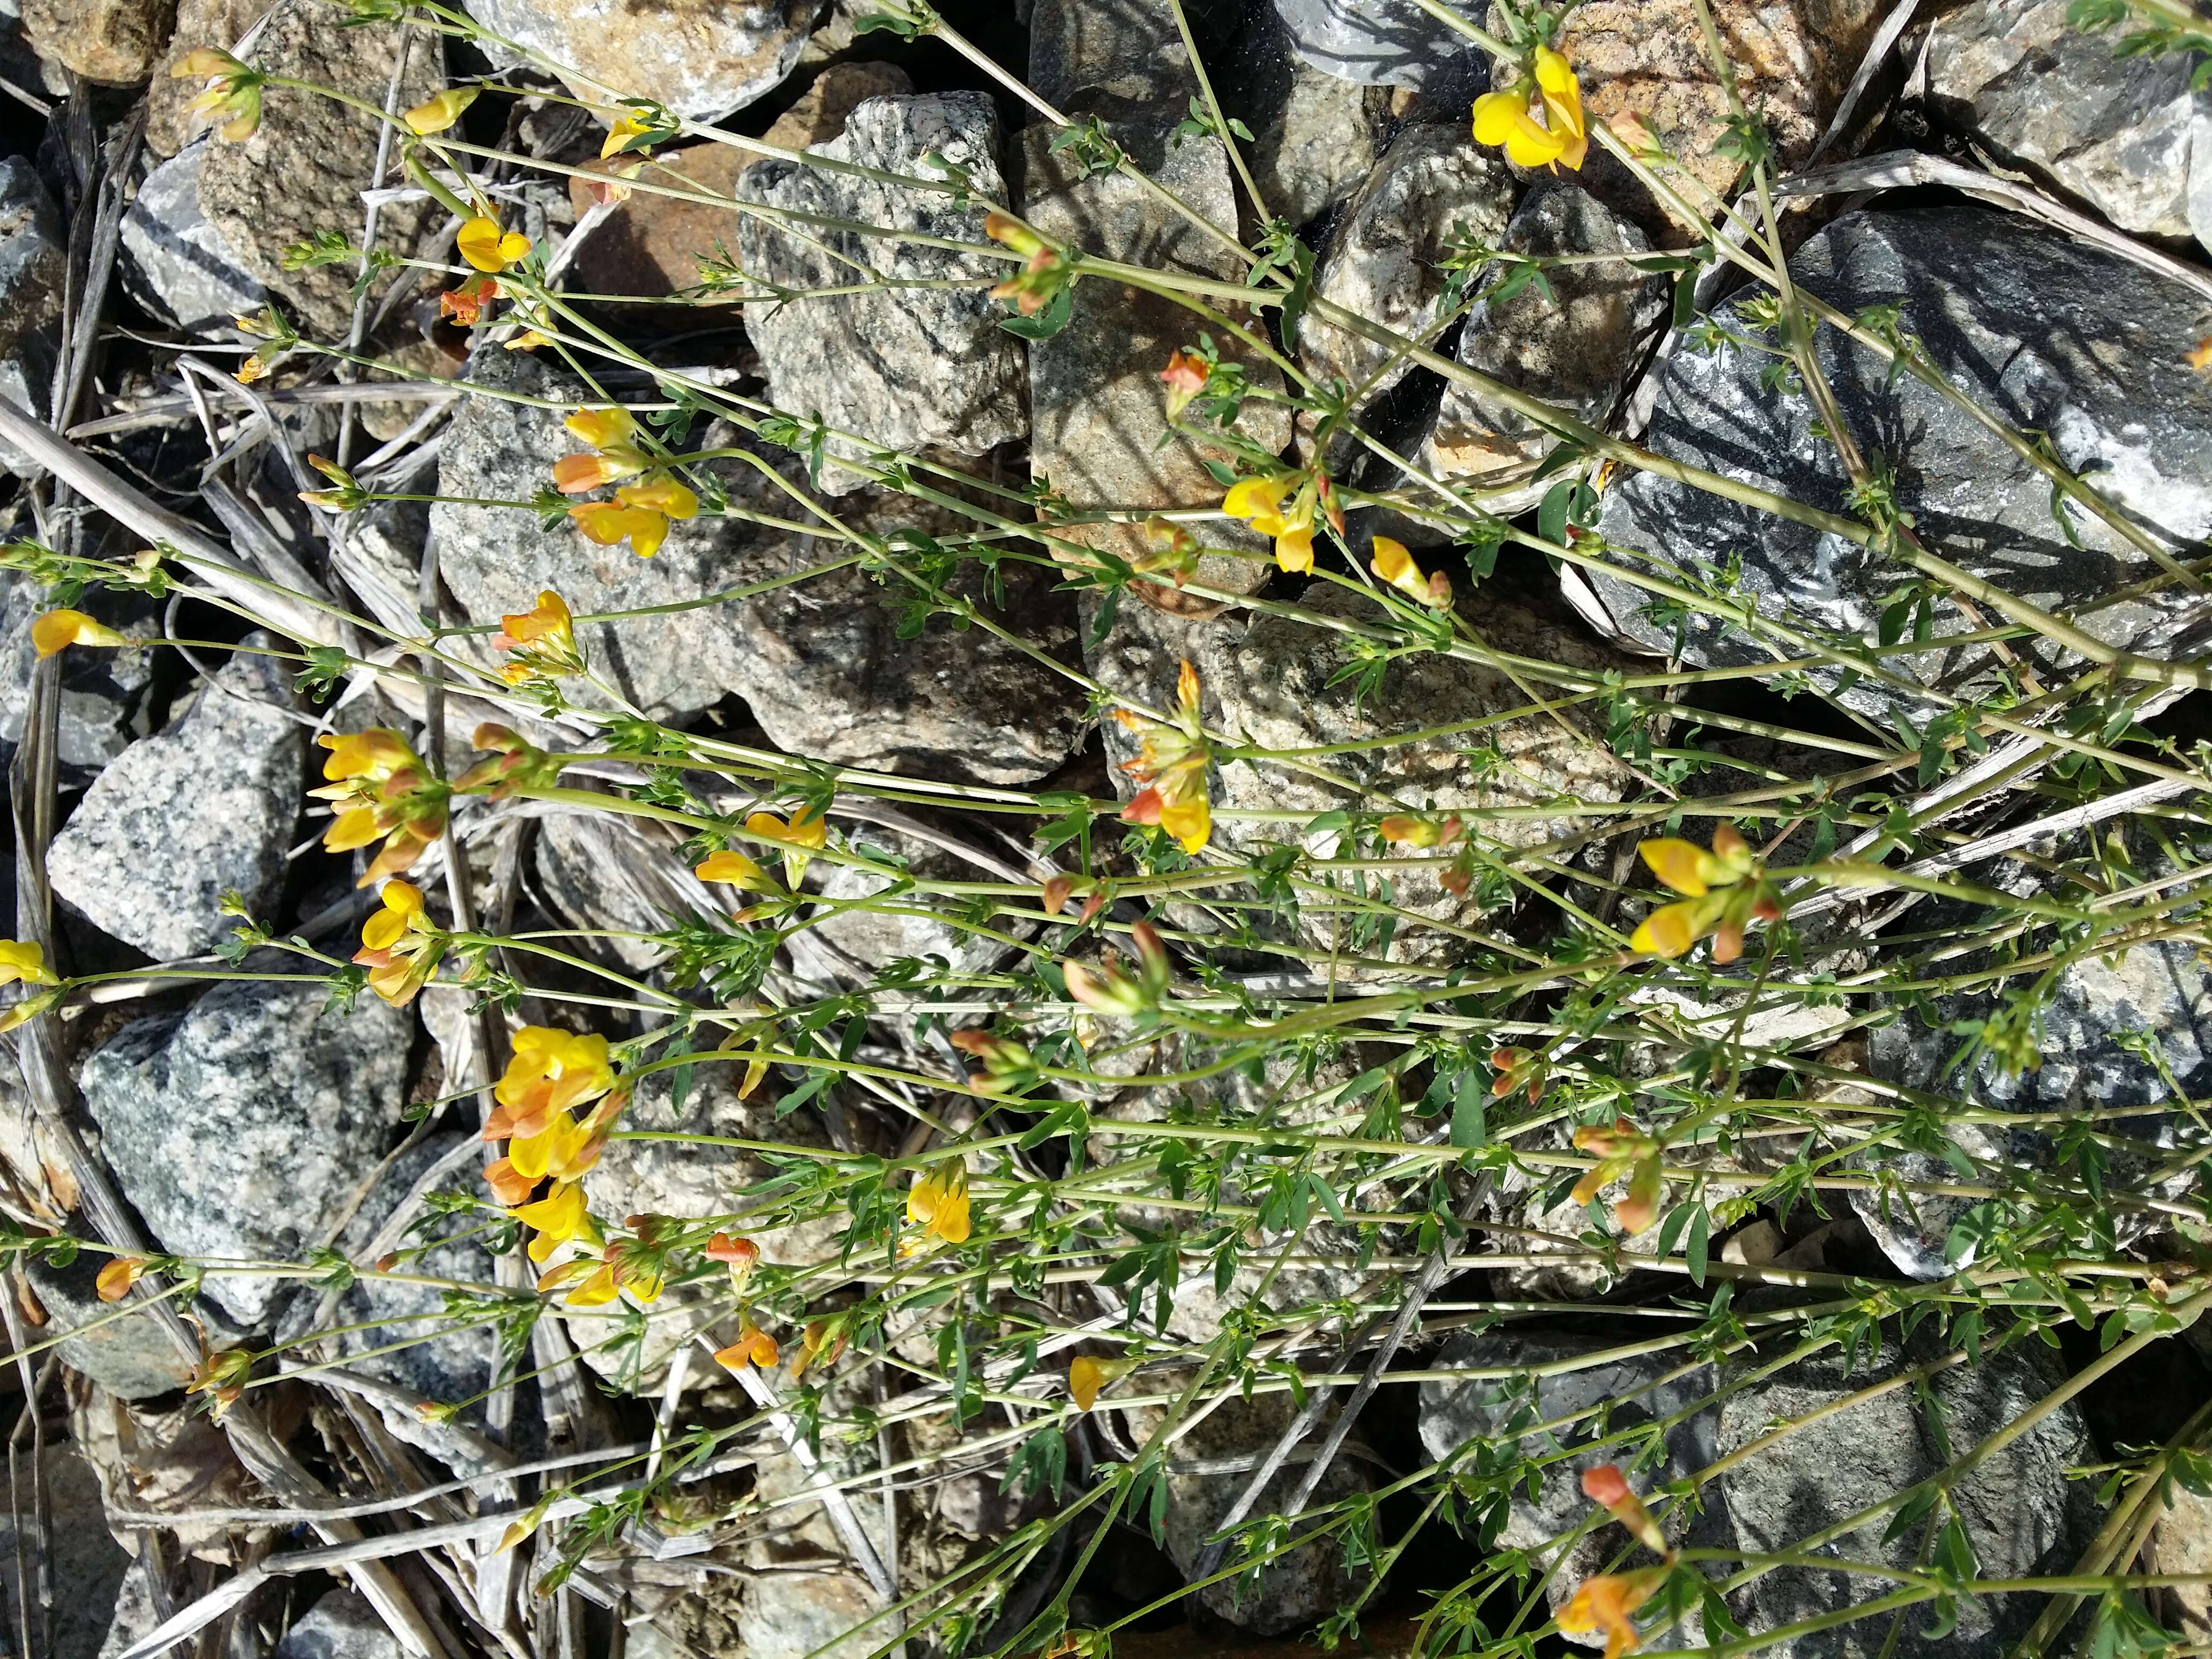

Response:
(1570, 1117), (1663, 1236)
(96, 1256), (148, 1301)
(438, 275), (500, 327)
(172, 48), (263, 142)
(1472, 46), (1587, 171)
(553, 407), (649, 492)
(297, 453), (368, 512)
(31, 609), (127, 658)
(1068, 1355), (1134, 1411)
(489, 1026), (617, 1147)
(695, 847), (771, 891)
(746, 805), (827, 888)
(1222, 473), (1318, 574)
(492, 589), (585, 684)
(312, 729), (449, 886)
(1112, 659), (1213, 853)
(402, 87), (478, 136)
(512, 1178), (595, 1265)
(1628, 825), (1781, 962)
(984, 211), (1072, 316)
(353, 878), (445, 1006)
(714, 1316), (781, 1371)
(455, 724), (566, 799)
(906, 1161), (972, 1246)
(947, 1028), (1041, 1095)
(1063, 920), (1173, 1017)
(1159, 348), (1207, 420)
(456, 214), (532, 274)
(1371, 536), (1453, 609)
(1558, 1568), (1665, 1659)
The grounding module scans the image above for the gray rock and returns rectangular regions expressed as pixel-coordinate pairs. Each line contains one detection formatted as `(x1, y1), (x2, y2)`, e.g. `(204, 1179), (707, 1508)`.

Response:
(435, 349), (1082, 782)
(1419, 1332), (1726, 1648)
(464, 0), (817, 122)
(25, 1244), (196, 1398)
(0, 1445), (131, 1659)
(0, 577), (155, 774)
(96, 1555), (164, 1659)
(2149, 1479), (2212, 1644)
(530, 806), (683, 974)
(1269, 0), (1483, 88)
(0, 155), (65, 477)
(1247, 44), (1396, 228)
(50, 641), (303, 960)
(1089, 583), (1632, 964)
(1132, 1381), (1374, 1634)
(282, 1133), (502, 1420)
(1856, 933), (2211, 1279)
(1300, 124), (1513, 465)
(1019, 119), (1292, 616)
(792, 821), (1032, 987)
(1927, 0), (2212, 251)
(193, 0), (440, 338)
(1716, 1340), (2096, 1659)
(273, 1590), (410, 1659)
(80, 980), (410, 1327)
(1588, 207), (2212, 711)
(1421, 180), (1668, 512)
(1028, 0), (1194, 114)
(735, 93), (1026, 485)
(121, 141), (268, 333)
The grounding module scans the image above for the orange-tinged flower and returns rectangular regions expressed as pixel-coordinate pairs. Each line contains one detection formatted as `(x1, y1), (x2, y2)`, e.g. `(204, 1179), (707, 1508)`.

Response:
(907, 1162), (972, 1246)
(1628, 828), (1777, 960)
(484, 1156), (535, 1207)
(790, 1317), (846, 1379)
(1042, 875), (1074, 916)
(185, 1346), (253, 1417)
(551, 451), (641, 494)
(1070, 1355), (1105, 1411)
(439, 275), (499, 327)
(564, 1262), (621, 1306)
(1571, 1118), (1663, 1236)
(617, 476), (699, 520)
(1472, 46), (1586, 171)
(457, 215), (532, 274)
(600, 107), (659, 159)
(492, 589), (584, 683)
(0, 941), (58, 989)
(1630, 898), (1700, 958)
(96, 1257), (147, 1301)
(1489, 1046), (1546, 1104)
(695, 848), (769, 890)
(1114, 660), (1212, 852)
(1581, 1464), (1670, 1557)
(714, 1317), (780, 1371)
(31, 609), (127, 657)
(1558, 1569), (1664, 1659)
(494, 1027), (616, 1135)
(1371, 536), (1452, 609)
(569, 500), (670, 557)
(1160, 348), (1207, 419)
(705, 1232), (759, 1268)
(174, 47), (261, 141)
(311, 730), (446, 885)
(403, 87), (478, 136)
(513, 1179), (593, 1264)
(354, 877), (444, 1006)
(746, 805), (827, 887)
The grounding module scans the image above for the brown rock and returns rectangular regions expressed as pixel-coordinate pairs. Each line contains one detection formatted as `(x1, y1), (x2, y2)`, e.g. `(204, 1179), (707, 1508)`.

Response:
(564, 61), (910, 310)
(2151, 1484), (2212, 1643)
(145, 0), (258, 155)
(19, 0), (171, 84)
(193, 0), (442, 339)
(1493, 0), (1881, 237)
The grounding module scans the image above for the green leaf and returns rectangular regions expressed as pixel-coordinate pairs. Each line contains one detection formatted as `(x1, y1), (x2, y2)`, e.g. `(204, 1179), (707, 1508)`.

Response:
(999, 283), (1073, 340)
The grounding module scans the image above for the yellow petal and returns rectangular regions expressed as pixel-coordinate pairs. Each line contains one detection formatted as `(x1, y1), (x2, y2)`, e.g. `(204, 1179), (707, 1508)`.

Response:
(1472, 90), (1523, 147)
(1159, 796), (1210, 854)
(695, 848), (767, 888)
(456, 216), (510, 272)
(1636, 838), (1716, 897)
(1070, 1356), (1104, 1412)
(1630, 899), (1699, 958)
(31, 609), (125, 657)
(402, 87), (478, 136)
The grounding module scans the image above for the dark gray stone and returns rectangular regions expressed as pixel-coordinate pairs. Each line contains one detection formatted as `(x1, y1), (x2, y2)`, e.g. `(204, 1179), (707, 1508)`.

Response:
(120, 141), (268, 334)
(1268, 0), (1483, 88)
(1028, 0), (1194, 114)
(26, 1244), (196, 1399)
(0, 154), (64, 477)
(1927, 0), (2212, 251)
(1589, 207), (2212, 712)
(432, 349), (1083, 783)
(1716, 1340), (2097, 1659)
(1857, 933), (2211, 1279)
(0, 1446), (131, 1659)
(735, 93), (1026, 485)
(1422, 179), (1668, 512)
(273, 1590), (410, 1659)
(50, 640), (303, 960)
(80, 980), (410, 1327)
(1248, 48), (1395, 228)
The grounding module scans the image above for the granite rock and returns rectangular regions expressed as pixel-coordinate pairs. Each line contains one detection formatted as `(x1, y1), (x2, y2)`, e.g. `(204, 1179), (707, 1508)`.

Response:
(193, 0), (440, 337)
(1927, 0), (2212, 251)
(19, 0), (170, 83)
(273, 1591), (412, 1659)
(80, 980), (410, 1326)
(1270, 0), (1485, 89)
(0, 1446), (130, 1659)
(24, 1243), (196, 1398)
(50, 641), (303, 961)
(121, 140), (268, 333)
(1028, 0), (1195, 113)
(1589, 207), (2212, 712)
(464, 0), (819, 122)
(0, 155), (65, 477)
(0, 576), (155, 774)
(736, 93), (1027, 483)
(1246, 40), (1395, 227)
(1421, 179), (1668, 510)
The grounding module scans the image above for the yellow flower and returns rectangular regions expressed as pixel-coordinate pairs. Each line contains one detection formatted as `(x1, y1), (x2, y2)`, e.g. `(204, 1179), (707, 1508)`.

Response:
(1371, 537), (1452, 609)
(695, 848), (769, 890)
(1113, 660), (1213, 853)
(1472, 46), (1587, 171)
(1627, 826), (1780, 962)
(457, 215), (532, 274)
(1222, 474), (1292, 533)
(568, 500), (670, 558)
(96, 1256), (147, 1301)
(600, 108), (657, 159)
(907, 1162), (972, 1245)
(0, 942), (57, 989)
(30, 609), (128, 657)
(1222, 473), (1322, 573)
(513, 1179), (593, 1265)
(493, 1027), (615, 1135)
(746, 805), (828, 888)
(1558, 1570), (1665, 1659)
(353, 878), (444, 1006)
(1070, 1356), (1104, 1412)
(492, 589), (585, 683)
(311, 729), (447, 885)
(173, 48), (261, 141)
(1570, 1118), (1663, 1236)
(618, 475), (699, 520)
(402, 87), (478, 136)
(714, 1317), (780, 1371)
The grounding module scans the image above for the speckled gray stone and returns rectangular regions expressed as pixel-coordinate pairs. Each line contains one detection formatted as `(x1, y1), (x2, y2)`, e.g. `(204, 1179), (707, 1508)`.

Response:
(1927, 0), (2212, 251)
(463, 0), (818, 122)
(273, 1591), (410, 1659)
(81, 981), (409, 1327)
(1589, 207), (2212, 713)
(25, 1244), (196, 1399)
(121, 141), (268, 334)
(50, 641), (303, 961)
(735, 94), (1026, 484)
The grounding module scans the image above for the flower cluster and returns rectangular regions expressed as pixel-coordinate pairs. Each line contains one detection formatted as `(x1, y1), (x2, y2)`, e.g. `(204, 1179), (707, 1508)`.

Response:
(312, 730), (449, 886)
(0, 940), (61, 1036)
(906, 1161), (972, 1246)
(491, 589), (586, 685)
(482, 1027), (627, 1281)
(1558, 1465), (1677, 1658)
(1064, 920), (1172, 1017)
(173, 48), (263, 142)
(354, 878), (445, 1006)
(454, 723), (567, 799)
(1628, 825), (1781, 962)
(984, 212), (1073, 316)
(552, 407), (698, 558)
(1223, 472), (1340, 575)
(1112, 660), (1213, 853)
(1570, 1117), (1662, 1235)
(1473, 46), (1587, 170)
